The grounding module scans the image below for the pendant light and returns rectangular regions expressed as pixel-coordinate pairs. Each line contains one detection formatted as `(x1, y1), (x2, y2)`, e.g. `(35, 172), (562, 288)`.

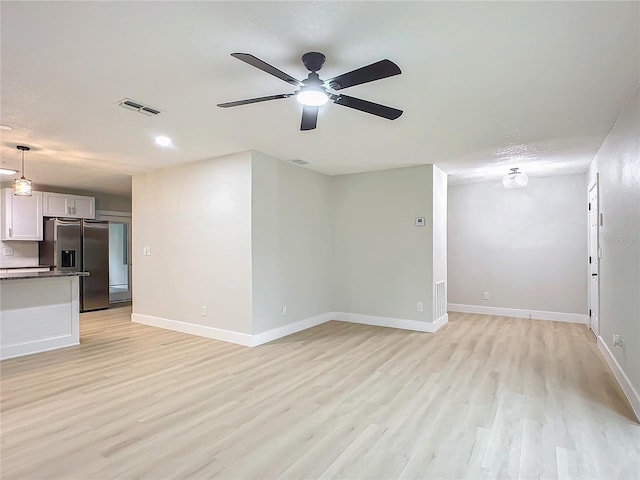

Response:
(14, 145), (32, 196)
(502, 167), (528, 189)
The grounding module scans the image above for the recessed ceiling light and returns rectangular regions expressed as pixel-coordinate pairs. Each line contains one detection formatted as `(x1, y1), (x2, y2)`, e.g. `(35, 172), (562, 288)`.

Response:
(0, 125), (13, 131)
(155, 135), (172, 147)
(0, 168), (18, 175)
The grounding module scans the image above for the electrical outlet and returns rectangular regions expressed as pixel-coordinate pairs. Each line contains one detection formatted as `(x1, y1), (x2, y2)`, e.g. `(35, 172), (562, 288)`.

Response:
(201, 306), (207, 317)
(483, 291), (489, 300)
(1, 247), (14, 256)
(613, 334), (624, 347)
(282, 305), (287, 316)
(417, 302), (424, 312)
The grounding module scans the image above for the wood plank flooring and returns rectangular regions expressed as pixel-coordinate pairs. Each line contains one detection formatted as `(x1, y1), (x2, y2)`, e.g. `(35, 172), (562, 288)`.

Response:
(1, 307), (639, 479)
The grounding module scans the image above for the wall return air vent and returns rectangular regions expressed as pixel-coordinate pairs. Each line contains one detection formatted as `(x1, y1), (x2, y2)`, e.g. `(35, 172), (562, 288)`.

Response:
(116, 98), (162, 116)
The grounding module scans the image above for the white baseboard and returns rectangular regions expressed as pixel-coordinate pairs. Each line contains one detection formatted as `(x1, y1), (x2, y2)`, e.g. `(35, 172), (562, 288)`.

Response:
(333, 312), (448, 333)
(251, 312), (334, 346)
(1, 336), (80, 361)
(447, 304), (587, 324)
(597, 336), (640, 422)
(132, 310), (449, 349)
(433, 313), (449, 331)
(131, 313), (253, 347)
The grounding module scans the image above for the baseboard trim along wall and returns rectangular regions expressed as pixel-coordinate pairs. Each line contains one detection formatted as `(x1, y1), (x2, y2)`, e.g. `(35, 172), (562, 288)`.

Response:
(131, 314), (253, 347)
(447, 304), (587, 324)
(1, 336), (80, 361)
(333, 312), (448, 333)
(597, 336), (640, 422)
(132, 311), (447, 347)
(251, 312), (335, 347)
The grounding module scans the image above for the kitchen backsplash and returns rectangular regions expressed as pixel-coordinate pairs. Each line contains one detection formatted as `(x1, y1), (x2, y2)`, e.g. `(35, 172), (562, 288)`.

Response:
(0, 240), (40, 267)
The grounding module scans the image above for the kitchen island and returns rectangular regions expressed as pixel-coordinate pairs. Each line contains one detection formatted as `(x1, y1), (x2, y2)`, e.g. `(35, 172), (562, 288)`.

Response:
(0, 271), (88, 360)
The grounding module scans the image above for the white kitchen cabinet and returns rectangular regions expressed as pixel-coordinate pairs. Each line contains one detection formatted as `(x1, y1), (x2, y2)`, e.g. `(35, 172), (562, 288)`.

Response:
(70, 195), (95, 218)
(1, 188), (43, 241)
(42, 193), (66, 217)
(43, 192), (95, 219)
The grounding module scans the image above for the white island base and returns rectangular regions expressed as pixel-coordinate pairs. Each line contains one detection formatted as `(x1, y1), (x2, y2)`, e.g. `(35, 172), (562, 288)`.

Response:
(1, 274), (82, 360)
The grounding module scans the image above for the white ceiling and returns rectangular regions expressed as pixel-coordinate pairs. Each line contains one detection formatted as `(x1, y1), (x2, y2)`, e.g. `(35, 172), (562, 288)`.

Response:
(1, 1), (638, 196)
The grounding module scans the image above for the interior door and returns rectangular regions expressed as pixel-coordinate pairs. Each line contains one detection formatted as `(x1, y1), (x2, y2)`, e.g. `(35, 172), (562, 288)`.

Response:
(588, 180), (599, 336)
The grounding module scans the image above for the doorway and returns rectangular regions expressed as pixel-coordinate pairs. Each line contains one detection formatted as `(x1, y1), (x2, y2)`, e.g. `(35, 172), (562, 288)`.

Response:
(97, 211), (132, 304)
(109, 223), (130, 302)
(588, 177), (599, 336)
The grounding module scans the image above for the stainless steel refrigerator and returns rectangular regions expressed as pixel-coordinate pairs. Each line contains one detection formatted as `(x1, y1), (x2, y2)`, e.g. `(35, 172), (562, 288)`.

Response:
(40, 218), (109, 312)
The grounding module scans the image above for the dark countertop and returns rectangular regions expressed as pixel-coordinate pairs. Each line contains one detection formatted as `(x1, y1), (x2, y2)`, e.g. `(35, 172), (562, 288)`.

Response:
(2, 265), (52, 270)
(0, 271), (90, 281)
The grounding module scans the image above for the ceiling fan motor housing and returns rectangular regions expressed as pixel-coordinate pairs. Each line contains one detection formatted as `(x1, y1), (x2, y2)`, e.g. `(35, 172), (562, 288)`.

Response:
(303, 72), (323, 88)
(302, 52), (326, 72)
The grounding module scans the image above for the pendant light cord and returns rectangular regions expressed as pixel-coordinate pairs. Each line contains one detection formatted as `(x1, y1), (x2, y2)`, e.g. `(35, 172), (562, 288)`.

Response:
(16, 145), (30, 179)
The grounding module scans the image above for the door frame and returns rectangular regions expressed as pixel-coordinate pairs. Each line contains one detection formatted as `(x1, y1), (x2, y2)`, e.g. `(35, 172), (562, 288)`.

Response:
(96, 210), (132, 304)
(587, 176), (600, 336)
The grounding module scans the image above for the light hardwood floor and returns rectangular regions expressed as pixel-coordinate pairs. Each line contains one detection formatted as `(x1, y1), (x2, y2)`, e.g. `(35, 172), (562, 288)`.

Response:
(1, 307), (639, 479)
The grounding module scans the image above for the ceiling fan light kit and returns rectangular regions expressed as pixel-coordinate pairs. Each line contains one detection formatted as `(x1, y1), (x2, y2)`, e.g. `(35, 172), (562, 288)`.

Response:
(218, 51), (403, 131)
(502, 167), (528, 189)
(296, 88), (329, 107)
(14, 145), (33, 196)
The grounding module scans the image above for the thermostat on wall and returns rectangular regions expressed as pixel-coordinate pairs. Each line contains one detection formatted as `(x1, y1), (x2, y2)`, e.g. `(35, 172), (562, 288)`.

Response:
(415, 217), (425, 227)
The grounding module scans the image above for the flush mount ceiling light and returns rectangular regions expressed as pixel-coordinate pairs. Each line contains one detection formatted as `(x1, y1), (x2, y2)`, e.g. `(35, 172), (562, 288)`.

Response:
(154, 135), (172, 147)
(14, 145), (32, 196)
(0, 168), (18, 176)
(0, 124), (13, 131)
(502, 167), (528, 189)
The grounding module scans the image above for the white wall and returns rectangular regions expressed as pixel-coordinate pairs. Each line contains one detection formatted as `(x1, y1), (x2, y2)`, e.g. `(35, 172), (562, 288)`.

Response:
(251, 152), (333, 333)
(332, 165), (436, 322)
(132, 151), (253, 334)
(587, 86), (640, 403)
(132, 157), (447, 340)
(448, 174), (587, 314)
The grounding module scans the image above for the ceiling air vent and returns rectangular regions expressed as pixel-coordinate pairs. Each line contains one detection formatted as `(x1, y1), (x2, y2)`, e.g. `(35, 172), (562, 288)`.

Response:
(116, 98), (162, 116)
(290, 159), (309, 165)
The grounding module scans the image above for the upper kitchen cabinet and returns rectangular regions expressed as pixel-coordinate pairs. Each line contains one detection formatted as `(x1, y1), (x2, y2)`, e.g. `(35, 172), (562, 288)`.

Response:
(42, 192), (95, 219)
(1, 188), (43, 241)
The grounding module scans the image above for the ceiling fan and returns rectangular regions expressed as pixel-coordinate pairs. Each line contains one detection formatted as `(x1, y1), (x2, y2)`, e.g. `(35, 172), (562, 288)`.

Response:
(217, 52), (403, 131)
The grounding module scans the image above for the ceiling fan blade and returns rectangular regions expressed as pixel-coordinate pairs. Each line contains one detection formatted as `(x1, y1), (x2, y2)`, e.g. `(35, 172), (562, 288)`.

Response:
(327, 60), (401, 91)
(217, 93), (293, 108)
(231, 53), (303, 86)
(332, 94), (403, 120)
(300, 106), (319, 131)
